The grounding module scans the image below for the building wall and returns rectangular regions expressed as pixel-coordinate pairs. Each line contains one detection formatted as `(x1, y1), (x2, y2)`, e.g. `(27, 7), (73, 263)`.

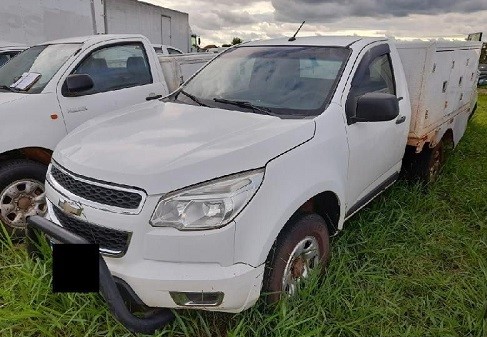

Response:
(0, 0), (95, 45)
(0, 0), (190, 51)
(105, 0), (190, 52)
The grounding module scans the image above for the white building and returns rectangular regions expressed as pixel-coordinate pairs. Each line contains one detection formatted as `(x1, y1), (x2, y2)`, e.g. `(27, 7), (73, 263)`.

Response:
(0, 0), (192, 52)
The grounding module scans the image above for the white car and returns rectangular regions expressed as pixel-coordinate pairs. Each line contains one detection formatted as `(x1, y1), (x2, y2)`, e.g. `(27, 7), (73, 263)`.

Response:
(30, 36), (481, 333)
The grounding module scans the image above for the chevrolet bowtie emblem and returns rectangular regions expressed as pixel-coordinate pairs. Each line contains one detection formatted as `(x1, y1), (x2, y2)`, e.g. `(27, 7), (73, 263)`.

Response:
(58, 199), (83, 216)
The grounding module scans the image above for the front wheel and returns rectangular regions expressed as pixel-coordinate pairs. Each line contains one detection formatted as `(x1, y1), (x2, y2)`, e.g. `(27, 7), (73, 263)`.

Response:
(262, 213), (330, 303)
(0, 159), (48, 238)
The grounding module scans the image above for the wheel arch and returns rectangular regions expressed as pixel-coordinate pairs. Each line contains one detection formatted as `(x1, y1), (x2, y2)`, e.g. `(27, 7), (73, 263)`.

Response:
(257, 188), (343, 266)
(0, 147), (53, 166)
(293, 191), (341, 236)
(442, 128), (454, 148)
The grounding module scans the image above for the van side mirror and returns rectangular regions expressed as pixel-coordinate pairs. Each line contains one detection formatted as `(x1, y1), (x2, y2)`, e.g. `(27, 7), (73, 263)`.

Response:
(349, 92), (399, 124)
(65, 74), (94, 95)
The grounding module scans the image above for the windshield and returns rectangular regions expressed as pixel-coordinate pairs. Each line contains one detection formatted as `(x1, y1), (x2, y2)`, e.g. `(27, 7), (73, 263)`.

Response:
(178, 46), (350, 117)
(0, 43), (80, 94)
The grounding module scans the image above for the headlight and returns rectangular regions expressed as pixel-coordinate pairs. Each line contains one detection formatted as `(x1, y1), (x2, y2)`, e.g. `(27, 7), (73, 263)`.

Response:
(150, 169), (264, 230)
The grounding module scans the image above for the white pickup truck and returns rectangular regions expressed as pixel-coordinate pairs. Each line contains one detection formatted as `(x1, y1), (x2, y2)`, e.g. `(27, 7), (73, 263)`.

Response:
(28, 36), (481, 333)
(0, 34), (212, 235)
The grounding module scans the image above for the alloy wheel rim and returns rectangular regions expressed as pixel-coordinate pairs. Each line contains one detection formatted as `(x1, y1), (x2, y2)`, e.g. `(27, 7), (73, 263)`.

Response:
(282, 236), (320, 296)
(0, 179), (46, 228)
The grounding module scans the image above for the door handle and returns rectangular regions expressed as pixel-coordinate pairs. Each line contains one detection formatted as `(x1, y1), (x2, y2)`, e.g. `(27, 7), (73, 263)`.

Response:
(395, 115), (406, 124)
(146, 94), (163, 101)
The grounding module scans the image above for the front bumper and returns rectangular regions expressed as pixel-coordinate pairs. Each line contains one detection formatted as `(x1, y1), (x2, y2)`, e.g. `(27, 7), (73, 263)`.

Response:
(43, 179), (265, 313)
(26, 215), (174, 335)
(105, 256), (264, 313)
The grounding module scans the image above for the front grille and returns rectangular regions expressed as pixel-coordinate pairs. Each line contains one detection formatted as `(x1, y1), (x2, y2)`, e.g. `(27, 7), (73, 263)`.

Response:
(53, 206), (131, 256)
(50, 166), (143, 210)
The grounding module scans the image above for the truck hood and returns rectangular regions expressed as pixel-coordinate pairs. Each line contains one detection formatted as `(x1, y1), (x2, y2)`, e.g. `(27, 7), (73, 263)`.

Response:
(53, 102), (315, 195)
(0, 92), (28, 106)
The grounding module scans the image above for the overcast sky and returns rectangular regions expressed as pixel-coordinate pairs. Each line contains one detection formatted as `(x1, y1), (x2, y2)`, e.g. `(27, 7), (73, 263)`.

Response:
(146, 0), (487, 46)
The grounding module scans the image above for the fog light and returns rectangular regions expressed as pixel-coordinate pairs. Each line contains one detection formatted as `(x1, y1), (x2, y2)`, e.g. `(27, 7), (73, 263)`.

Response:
(170, 291), (224, 307)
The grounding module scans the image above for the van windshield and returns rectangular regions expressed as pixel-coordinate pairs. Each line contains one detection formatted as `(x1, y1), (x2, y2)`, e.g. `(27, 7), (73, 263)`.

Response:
(0, 43), (81, 94)
(178, 46), (350, 118)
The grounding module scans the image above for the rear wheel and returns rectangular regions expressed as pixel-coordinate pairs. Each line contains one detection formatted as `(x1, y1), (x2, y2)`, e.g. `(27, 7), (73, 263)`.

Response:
(0, 160), (48, 238)
(426, 141), (445, 183)
(402, 140), (445, 184)
(469, 102), (477, 121)
(263, 213), (330, 303)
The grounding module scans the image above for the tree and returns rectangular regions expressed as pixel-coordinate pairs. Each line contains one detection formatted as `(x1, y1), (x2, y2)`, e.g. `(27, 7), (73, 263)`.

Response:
(231, 37), (243, 45)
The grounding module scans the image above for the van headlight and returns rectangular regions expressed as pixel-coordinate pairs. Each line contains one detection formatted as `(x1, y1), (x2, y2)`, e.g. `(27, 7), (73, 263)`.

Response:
(150, 169), (264, 230)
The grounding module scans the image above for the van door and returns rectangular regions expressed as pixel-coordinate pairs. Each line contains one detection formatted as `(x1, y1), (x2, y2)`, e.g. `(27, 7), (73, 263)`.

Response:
(345, 44), (409, 214)
(57, 42), (166, 132)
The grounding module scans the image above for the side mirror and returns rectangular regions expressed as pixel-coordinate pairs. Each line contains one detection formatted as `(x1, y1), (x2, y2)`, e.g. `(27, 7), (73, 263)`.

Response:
(65, 74), (94, 95)
(350, 92), (399, 123)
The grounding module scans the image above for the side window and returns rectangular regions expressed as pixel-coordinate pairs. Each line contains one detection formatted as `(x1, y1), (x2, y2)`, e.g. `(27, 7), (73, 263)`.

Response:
(167, 48), (182, 55)
(346, 51), (396, 120)
(0, 52), (20, 67)
(0, 54), (9, 67)
(369, 54), (395, 94)
(73, 43), (152, 95)
(352, 54), (395, 96)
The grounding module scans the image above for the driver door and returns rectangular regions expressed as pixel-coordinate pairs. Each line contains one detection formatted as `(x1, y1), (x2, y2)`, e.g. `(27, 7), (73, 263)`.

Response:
(58, 42), (164, 132)
(345, 44), (408, 213)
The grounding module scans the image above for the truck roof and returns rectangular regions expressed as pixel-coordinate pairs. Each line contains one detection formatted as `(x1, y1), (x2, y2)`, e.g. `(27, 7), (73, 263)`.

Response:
(394, 40), (483, 50)
(245, 36), (386, 48)
(40, 34), (147, 46)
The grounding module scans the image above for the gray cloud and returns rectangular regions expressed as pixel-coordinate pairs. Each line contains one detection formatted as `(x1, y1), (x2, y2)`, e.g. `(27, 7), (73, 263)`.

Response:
(147, 0), (487, 46)
(214, 10), (257, 26)
(272, 0), (487, 22)
(189, 9), (272, 33)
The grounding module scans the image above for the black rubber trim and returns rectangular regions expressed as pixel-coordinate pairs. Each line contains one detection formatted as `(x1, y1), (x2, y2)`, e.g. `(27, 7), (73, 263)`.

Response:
(114, 276), (150, 313)
(26, 216), (174, 334)
(345, 171), (399, 218)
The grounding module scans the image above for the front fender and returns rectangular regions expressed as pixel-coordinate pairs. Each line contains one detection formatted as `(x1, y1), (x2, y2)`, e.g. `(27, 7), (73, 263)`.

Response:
(0, 93), (66, 155)
(233, 123), (348, 267)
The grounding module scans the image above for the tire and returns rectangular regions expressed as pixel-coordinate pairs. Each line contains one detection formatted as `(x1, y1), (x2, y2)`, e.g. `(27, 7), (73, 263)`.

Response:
(262, 213), (330, 304)
(0, 159), (48, 238)
(402, 140), (445, 185)
(468, 102), (477, 121)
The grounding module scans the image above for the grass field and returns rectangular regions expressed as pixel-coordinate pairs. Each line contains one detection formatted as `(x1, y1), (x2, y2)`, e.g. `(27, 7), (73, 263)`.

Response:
(1, 94), (486, 337)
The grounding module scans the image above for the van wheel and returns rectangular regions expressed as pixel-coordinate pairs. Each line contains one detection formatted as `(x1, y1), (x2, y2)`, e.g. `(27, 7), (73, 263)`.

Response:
(263, 213), (330, 303)
(0, 160), (48, 238)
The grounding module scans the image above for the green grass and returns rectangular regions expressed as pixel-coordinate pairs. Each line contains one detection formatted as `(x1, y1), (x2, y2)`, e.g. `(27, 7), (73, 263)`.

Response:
(1, 96), (487, 337)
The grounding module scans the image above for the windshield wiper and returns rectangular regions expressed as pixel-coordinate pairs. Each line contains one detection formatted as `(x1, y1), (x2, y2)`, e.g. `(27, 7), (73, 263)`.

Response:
(213, 98), (274, 116)
(0, 85), (18, 93)
(177, 90), (209, 107)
